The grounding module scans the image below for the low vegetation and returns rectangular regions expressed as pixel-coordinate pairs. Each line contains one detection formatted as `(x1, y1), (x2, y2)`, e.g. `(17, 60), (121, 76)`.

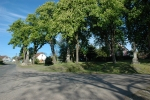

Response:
(0, 60), (5, 66)
(131, 59), (150, 74)
(19, 59), (150, 74)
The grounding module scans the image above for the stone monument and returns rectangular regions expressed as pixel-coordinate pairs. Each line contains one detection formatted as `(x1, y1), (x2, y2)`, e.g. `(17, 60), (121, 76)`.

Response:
(131, 42), (139, 64)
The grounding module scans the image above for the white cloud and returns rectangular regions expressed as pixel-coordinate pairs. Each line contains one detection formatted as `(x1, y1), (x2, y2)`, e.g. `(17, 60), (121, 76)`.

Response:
(18, 8), (31, 14)
(8, 12), (26, 19)
(0, 6), (26, 23)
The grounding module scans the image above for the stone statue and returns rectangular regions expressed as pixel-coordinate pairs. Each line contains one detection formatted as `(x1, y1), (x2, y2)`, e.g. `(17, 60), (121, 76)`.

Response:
(131, 42), (139, 64)
(132, 42), (136, 52)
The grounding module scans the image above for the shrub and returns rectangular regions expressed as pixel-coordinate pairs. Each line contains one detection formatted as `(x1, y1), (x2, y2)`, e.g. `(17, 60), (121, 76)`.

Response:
(66, 65), (84, 73)
(35, 59), (39, 64)
(45, 56), (53, 66)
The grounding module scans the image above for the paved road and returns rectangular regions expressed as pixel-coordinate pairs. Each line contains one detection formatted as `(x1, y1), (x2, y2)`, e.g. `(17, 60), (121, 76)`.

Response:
(0, 64), (150, 100)
(0, 64), (16, 77)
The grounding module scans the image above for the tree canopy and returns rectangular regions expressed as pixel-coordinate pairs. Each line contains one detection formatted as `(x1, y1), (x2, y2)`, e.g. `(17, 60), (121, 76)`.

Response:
(8, 0), (150, 64)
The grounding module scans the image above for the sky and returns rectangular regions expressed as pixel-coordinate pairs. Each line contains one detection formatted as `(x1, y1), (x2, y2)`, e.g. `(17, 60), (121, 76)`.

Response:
(0, 0), (59, 58)
(0, 0), (131, 58)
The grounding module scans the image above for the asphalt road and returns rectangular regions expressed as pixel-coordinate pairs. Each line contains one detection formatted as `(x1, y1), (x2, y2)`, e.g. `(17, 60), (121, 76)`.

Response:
(0, 64), (16, 77)
(0, 64), (150, 100)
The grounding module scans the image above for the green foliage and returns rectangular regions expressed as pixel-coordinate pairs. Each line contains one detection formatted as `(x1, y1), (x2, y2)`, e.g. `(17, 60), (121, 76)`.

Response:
(90, 0), (127, 63)
(95, 49), (107, 57)
(45, 56), (53, 66)
(125, 0), (150, 52)
(58, 38), (67, 62)
(28, 47), (34, 59)
(35, 59), (40, 64)
(19, 61), (143, 74)
(8, 19), (30, 49)
(66, 65), (84, 73)
(36, 2), (57, 64)
(36, 2), (57, 40)
(86, 45), (97, 61)
(0, 61), (4, 65)
(8, 0), (150, 64)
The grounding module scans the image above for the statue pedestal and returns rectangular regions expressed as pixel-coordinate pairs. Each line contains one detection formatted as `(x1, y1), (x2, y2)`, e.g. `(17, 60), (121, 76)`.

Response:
(132, 52), (140, 64)
(132, 58), (139, 64)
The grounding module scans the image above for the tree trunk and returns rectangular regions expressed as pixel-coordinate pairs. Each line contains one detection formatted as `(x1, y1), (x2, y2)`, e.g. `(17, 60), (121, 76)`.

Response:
(25, 50), (29, 64)
(23, 47), (26, 63)
(148, 25), (150, 49)
(71, 50), (75, 62)
(76, 33), (79, 63)
(32, 53), (36, 64)
(84, 55), (87, 62)
(66, 46), (71, 62)
(49, 42), (56, 64)
(32, 44), (37, 64)
(105, 37), (111, 57)
(111, 30), (116, 64)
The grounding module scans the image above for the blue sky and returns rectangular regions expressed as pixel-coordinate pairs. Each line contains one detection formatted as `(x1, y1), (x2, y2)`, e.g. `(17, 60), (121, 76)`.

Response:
(0, 0), (131, 58)
(0, 0), (59, 58)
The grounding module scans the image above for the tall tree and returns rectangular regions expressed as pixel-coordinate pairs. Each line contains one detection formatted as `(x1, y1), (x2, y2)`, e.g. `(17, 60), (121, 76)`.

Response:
(36, 2), (57, 64)
(125, 0), (150, 52)
(26, 14), (46, 64)
(91, 0), (126, 64)
(8, 19), (30, 63)
(54, 0), (98, 63)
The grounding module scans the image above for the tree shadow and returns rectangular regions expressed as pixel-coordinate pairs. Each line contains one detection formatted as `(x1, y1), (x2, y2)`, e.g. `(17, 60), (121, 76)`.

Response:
(3, 71), (149, 100)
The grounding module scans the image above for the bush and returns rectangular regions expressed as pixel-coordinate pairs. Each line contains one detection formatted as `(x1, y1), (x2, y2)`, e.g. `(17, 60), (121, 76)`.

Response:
(0, 58), (3, 64)
(35, 59), (39, 64)
(45, 56), (53, 66)
(66, 65), (84, 73)
(0, 61), (3, 64)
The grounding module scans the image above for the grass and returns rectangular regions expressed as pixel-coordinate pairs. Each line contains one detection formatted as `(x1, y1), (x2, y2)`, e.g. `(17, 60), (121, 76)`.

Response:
(18, 59), (150, 74)
(132, 59), (150, 74)
(19, 64), (48, 71)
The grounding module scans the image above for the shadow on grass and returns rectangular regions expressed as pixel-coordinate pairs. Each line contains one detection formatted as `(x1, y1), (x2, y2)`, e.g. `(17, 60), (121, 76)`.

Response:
(139, 59), (150, 63)
(81, 61), (138, 74)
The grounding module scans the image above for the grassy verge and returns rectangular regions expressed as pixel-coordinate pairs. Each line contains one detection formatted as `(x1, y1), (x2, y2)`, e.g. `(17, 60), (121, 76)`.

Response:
(131, 59), (150, 74)
(18, 59), (150, 74)
(19, 64), (48, 71)
(18, 60), (148, 74)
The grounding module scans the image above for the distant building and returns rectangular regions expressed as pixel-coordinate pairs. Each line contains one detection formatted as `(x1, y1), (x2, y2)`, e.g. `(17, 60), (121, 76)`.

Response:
(35, 52), (46, 63)
(0, 56), (11, 62)
(12, 59), (16, 62)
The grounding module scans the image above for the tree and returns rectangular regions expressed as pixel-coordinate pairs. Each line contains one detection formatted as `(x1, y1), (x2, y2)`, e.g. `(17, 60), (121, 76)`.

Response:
(58, 38), (68, 62)
(8, 19), (30, 63)
(26, 14), (46, 64)
(54, 0), (98, 63)
(36, 2), (57, 64)
(91, 0), (126, 64)
(125, 0), (150, 52)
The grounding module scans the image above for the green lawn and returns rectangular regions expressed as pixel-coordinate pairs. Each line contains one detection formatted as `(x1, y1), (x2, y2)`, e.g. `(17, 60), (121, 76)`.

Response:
(131, 59), (150, 74)
(18, 59), (150, 74)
